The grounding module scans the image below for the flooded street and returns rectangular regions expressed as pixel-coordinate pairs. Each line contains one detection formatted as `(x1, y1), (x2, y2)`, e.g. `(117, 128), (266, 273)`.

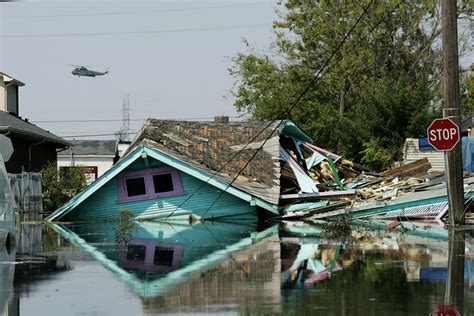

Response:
(0, 221), (472, 315)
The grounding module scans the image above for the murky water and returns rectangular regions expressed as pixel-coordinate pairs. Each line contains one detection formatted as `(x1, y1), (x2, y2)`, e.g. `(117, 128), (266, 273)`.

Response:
(1, 220), (473, 315)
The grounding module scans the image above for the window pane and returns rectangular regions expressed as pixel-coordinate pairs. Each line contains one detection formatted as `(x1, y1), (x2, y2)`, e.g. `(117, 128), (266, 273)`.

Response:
(154, 247), (174, 266)
(126, 177), (146, 197)
(153, 173), (174, 193)
(126, 245), (146, 262)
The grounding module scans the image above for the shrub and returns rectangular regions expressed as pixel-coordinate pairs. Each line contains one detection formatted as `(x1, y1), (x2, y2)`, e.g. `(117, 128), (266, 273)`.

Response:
(41, 162), (87, 212)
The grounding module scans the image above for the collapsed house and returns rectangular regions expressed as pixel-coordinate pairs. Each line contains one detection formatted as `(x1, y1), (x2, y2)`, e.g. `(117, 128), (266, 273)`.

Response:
(46, 118), (474, 224)
(47, 119), (329, 221)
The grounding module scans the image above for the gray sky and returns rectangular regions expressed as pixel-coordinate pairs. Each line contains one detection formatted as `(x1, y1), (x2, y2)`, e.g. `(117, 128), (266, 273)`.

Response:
(0, 1), (277, 139)
(1, 1), (472, 141)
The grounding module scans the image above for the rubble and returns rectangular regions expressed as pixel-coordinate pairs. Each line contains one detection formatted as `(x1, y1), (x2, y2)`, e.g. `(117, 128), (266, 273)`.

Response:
(278, 140), (474, 227)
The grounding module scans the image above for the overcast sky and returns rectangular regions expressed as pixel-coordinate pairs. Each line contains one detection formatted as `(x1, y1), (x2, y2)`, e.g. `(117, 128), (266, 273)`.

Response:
(1, 1), (472, 141)
(0, 1), (277, 139)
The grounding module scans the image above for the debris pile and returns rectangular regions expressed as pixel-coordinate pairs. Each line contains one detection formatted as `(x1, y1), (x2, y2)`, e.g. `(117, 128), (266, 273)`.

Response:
(279, 139), (474, 225)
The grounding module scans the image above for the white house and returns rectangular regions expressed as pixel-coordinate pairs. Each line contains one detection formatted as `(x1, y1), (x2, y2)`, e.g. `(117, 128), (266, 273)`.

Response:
(57, 140), (118, 183)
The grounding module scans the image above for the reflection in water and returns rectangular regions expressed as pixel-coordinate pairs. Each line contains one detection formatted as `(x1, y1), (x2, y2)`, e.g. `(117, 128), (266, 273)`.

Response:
(443, 230), (465, 315)
(52, 220), (282, 314)
(5, 220), (474, 315)
(0, 245), (15, 316)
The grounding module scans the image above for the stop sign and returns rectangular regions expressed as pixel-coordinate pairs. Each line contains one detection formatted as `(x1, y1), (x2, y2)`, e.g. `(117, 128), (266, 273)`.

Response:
(427, 118), (460, 151)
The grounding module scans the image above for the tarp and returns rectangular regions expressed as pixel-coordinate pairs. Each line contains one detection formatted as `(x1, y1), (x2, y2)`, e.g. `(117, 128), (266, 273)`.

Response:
(462, 137), (474, 172)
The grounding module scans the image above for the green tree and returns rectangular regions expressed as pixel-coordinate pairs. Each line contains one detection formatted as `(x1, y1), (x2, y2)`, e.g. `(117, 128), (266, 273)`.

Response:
(230, 0), (472, 170)
(41, 162), (87, 212)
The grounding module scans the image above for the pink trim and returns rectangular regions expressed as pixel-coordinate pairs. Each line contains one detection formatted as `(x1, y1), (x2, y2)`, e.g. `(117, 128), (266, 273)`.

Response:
(303, 142), (342, 162)
(118, 166), (184, 203)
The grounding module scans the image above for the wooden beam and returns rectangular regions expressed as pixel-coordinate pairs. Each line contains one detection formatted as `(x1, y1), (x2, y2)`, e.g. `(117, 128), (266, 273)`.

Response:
(380, 158), (431, 178)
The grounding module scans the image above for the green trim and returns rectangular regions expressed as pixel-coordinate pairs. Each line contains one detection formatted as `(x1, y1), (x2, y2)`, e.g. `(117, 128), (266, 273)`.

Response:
(279, 120), (312, 142)
(326, 155), (343, 190)
(312, 190), (474, 220)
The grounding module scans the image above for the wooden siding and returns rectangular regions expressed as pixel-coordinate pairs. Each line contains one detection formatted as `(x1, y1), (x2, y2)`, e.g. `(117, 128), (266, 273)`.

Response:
(63, 156), (257, 221)
(402, 138), (445, 172)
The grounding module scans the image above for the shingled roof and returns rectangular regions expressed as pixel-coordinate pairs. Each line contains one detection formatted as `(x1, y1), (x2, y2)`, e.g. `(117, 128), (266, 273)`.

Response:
(57, 140), (117, 157)
(126, 119), (283, 205)
(0, 111), (69, 146)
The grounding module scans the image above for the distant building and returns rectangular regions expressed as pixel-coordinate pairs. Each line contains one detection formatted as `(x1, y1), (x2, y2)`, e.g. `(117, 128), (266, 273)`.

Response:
(116, 140), (131, 161)
(57, 140), (118, 184)
(0, 72), (69, 173)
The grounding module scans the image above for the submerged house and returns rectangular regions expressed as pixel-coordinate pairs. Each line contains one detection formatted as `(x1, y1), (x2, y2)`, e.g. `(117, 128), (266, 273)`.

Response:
(47, 118), (339, 222)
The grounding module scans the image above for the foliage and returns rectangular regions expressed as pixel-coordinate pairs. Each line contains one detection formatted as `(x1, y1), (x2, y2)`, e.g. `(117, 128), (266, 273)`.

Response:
(461, 71), (474, 117)
(115, 208), (135, 261)
(41, 162), (87, 212)
(230, 0), (472, 171)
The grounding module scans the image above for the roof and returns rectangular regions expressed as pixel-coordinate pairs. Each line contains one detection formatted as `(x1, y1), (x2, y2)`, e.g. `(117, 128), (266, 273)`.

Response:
(57, 140), (117, 157)
(0, 72), (25, 87)
(0, 111), (69, 146)
(126, 119), (291, 205)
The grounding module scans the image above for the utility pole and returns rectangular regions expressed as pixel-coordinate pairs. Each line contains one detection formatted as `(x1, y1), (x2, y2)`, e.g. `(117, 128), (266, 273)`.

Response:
(442, 0), (464, 226)
(441, 0), (465, 313)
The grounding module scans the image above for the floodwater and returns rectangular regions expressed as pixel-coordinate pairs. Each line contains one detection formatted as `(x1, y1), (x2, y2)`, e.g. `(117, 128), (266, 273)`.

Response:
(1, 220), (473, 315)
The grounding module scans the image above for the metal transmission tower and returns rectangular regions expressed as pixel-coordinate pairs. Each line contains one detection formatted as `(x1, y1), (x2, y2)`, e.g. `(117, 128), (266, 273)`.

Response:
(118, 94), (131, 141)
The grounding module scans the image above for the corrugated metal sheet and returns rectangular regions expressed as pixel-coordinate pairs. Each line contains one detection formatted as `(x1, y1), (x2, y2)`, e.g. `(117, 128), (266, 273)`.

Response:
(377, 202), (448, 219)
(402, 138), (445, 171)
(63, 158), (256, 222)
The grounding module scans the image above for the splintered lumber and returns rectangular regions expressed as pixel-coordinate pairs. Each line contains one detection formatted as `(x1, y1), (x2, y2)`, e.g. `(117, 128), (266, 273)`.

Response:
(380, 158), (431, 178)
(280, 190), (356, 201)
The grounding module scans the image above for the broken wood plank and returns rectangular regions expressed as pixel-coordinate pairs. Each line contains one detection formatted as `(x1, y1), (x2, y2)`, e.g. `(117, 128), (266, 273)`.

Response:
(380, 158), (431, 178)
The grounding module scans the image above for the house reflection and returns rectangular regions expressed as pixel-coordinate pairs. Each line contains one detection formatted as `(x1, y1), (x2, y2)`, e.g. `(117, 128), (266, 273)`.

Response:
(52, 220), (283, 314)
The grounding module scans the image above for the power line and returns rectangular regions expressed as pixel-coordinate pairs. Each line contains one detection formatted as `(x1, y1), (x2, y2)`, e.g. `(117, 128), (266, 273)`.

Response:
(60, 132), (136, 138)
(32, 116), (239, 123)
(2, 3), (273, 19)
(1, 23), (270, 38)
(200, 0), (380, 218)
(162, 0), (381, 220)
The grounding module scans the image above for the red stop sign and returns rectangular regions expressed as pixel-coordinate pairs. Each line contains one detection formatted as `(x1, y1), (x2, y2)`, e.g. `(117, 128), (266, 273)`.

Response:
(427, 118), (460, 151)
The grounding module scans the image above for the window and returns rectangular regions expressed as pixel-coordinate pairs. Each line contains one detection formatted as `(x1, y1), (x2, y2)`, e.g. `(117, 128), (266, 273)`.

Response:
(118, 166), (184, 203)
(126, 245), (146, 262)
(154, 247), (174, 267)
(153, 173), (174, 193)
(125, 177), (147, 197)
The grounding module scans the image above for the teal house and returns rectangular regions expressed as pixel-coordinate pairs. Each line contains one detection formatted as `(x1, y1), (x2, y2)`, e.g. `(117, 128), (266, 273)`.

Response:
(47, 119), (318, 222)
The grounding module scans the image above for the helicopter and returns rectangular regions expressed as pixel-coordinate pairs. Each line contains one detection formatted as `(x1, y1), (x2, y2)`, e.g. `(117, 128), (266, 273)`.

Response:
(70, 65), (109, 77)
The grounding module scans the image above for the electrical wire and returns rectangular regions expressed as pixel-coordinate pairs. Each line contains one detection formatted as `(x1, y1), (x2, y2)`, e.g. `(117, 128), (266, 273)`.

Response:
(1, 23), (270, 38)
(60, 132), (136, 138)
(2, 3), (273, 19)
(32, 116), (239, 123)
(162, 0), (382, 220)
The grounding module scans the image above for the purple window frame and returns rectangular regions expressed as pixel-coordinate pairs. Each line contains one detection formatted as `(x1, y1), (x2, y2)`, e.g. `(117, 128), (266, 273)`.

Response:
(118, 166), (184, 203)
